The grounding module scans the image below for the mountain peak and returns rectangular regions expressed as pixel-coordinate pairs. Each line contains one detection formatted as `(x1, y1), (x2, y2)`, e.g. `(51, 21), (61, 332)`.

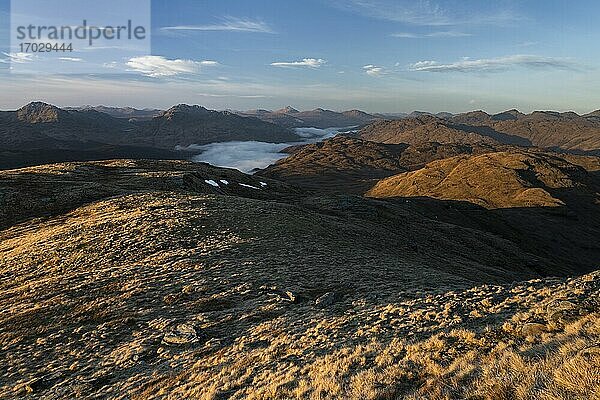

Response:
(17, 102), (65, 123)
(466, 110), (490, 117)
(167, 104), (208, 113)
(342, 109), (370, 117)
(409, 111), (433, 117)
(162, 104), (209, 119)
(276, 106), (299, 114)
(492, 109), (524, 121)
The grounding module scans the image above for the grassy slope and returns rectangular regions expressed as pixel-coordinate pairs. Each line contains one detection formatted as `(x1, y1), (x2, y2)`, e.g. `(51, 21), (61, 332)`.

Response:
(0, 160), (598, 399)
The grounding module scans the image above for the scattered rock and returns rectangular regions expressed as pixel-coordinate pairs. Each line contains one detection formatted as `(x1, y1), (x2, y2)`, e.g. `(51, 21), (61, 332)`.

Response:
(163, 294), (179, 305)
(14, 377), (50, 394)
(547, 300), (576, 314)
(285, 291), (297, 303)
(547, 300), (581, 327)
(243, 339), (270, 350)
(521, 322), (548, 338)
(315, 292), (337, 308)
(162, 323), (202, 346)
(182, 285), (195, 294)
(577, 345), (600, 359)
(204, 338), (222, 349)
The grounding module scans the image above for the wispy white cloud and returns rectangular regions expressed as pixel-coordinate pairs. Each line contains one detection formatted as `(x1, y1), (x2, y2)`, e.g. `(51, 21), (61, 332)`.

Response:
(337, 0), (521, 26)
(58, 57), (84, 62)
(197, 92), (269, 98)
(161, 17), (275, 34)
(271, 58), (326, 68)
(408, 55), (579, 73)
(427, 31), (472, 38)
(390, 32), (419, 38)
(392, 31), (471, 38)
(363, 64), (386, 77)
(126, 56), (219, 77)
(1, 52), (36, 64)
(517, 41), (538, 47)
(103, 61), (118, 69)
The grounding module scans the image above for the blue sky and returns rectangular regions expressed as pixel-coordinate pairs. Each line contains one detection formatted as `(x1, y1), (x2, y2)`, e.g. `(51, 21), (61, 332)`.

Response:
(0, 0), (599, 113)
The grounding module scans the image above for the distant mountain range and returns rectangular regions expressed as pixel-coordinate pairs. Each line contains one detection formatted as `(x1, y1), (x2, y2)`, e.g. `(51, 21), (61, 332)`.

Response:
(126, 104), (299, 149)
(360, 110), (600, 154)
(237, 107), (457, 128)
(258, 106), (600, 214)
(65, 106), (163, 121)
(237, 107), (380, 128)
(0, 102), (299, 169)
(3, 102), (600, 170)
(238, 108), (458, 128)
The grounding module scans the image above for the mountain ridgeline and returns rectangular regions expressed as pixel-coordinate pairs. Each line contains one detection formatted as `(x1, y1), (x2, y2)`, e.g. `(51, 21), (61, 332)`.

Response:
(238, 106), (382, 128)
(359, 109), (600, 154)
(3, 102), (600, 169)
(0, 102), (299, 169)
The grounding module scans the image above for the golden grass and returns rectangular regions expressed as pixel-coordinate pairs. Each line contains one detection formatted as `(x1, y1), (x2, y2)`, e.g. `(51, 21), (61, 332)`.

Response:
(132, 275), (598, 400)
(0, 183), (597, 399)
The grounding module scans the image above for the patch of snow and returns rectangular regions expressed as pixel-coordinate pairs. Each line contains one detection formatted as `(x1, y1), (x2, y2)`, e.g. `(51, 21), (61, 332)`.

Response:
(220, 179), (229, 185)
(239, 183), (260, 190)
(205, 179), (220, 188)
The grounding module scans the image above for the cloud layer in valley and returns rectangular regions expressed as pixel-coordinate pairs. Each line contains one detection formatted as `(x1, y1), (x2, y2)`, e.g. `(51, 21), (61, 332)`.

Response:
(188, 128), (340, 172)
(188, 141), (291, 172)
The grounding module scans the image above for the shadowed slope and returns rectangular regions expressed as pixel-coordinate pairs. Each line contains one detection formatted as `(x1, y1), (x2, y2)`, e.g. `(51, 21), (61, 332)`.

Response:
(452, 110), (600, 152)
(360, 110), (600, 154)
(0, 159), (294, 229)
(258, 136), (498, 194)
(131, 105), (300, 148)
(258, 136), (409, 193)
(360, 116), (531, 147)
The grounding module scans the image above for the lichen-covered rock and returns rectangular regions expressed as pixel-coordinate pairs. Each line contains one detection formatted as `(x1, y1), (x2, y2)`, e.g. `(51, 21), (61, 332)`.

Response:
(315, 292), (337, 308)
(162, 324), (202, 346)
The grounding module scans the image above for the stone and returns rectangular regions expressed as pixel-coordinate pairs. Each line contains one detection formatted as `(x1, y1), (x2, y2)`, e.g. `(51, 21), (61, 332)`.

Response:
(162, 323), (201, 346)
(163, 294), (179, 305)
(315, 292), (337, 308)
(546, 300), (576, 314)
(521, 322), (547, 337)
(284, 291), (297, 303)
